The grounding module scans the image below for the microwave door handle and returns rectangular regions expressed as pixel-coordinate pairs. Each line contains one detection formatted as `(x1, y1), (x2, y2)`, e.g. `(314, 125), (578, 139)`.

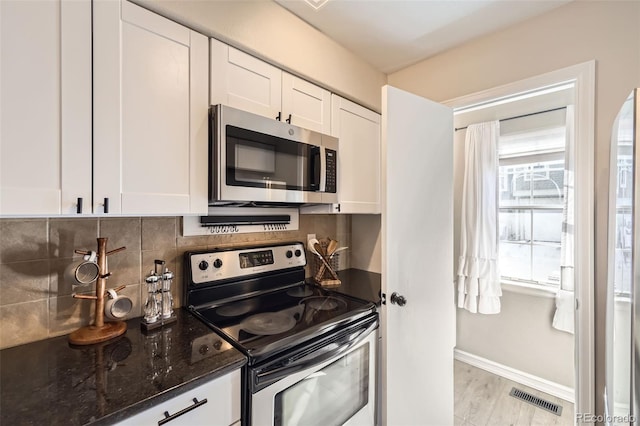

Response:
(310, 146), (321, 191)
(254, 320), (377, 388)
(319, 146), (327, 192)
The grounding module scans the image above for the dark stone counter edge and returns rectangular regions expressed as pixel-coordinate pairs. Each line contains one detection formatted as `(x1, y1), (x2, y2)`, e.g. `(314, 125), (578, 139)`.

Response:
(90, 357), (246, 426)
(308, 268), (382, 307)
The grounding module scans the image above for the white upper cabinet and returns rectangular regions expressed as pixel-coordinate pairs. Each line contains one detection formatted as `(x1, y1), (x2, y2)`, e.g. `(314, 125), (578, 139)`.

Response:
(281, 72), (331, 134)
(210, 39), (282, 120)
(93, 0), (208, 215)
(210, 38), (331, 133)
(331, 95), (381, 214)
(0, 0), (92, 215)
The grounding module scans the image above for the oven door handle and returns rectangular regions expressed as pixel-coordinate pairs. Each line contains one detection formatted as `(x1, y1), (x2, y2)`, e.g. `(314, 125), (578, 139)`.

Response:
(253, 318), (377, 390)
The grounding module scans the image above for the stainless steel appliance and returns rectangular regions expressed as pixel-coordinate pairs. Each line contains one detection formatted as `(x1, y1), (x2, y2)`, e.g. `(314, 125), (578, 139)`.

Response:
(209, 104), (338, 205)
(184, 242), (378, 426)
(606, 89), (639, 425)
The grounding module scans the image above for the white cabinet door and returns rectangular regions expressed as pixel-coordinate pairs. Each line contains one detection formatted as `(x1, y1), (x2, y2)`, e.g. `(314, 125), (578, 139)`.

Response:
(115, 370), (242, 426)
(93, 0), (208, 215)
(210, 38), (282, 121)
(210, 40), (330, 133)
(0, 0), (91, 215)
(331, 95), (381, 214)
(281, 72), (331, 134)
(381, 85), (454, 425)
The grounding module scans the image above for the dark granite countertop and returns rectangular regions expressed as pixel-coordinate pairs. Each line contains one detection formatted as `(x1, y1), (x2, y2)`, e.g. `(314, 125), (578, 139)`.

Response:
(0, 309), (246, 426)
(308, 268), (382, 306)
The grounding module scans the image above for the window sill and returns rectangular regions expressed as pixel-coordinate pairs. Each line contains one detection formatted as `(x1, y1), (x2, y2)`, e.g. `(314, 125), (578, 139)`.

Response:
(501, 280), (558, 299)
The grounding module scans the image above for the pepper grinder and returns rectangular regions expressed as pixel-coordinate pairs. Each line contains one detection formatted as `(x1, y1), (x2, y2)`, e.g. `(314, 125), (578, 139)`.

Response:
(143, 271), (160, 324)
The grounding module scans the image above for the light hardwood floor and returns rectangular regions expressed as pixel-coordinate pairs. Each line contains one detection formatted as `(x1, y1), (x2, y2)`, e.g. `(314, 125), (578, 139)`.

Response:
(454, 360), (574, 426)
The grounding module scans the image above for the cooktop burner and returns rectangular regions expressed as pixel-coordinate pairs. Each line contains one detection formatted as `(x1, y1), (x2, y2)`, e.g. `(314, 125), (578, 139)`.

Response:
(240, 312), (297, 336)
(302, 296), (346, 311)
(216, 301), (254, 317)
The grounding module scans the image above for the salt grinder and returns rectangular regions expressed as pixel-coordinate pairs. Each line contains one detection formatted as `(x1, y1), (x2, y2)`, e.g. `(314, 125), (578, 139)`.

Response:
(161, 268), (174, 319)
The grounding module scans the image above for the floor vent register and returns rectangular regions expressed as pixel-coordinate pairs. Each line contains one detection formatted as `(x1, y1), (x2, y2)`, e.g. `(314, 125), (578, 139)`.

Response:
(508, 387), (563, 416)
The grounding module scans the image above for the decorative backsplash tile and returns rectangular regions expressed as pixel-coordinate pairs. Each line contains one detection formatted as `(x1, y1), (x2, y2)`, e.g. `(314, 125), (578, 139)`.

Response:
(0, 214), (350, 349)
(0, 219), (49, 263)
(49, 219), (98, 258)
(0, 300), (49, 349)
(0, 260), (50, 306)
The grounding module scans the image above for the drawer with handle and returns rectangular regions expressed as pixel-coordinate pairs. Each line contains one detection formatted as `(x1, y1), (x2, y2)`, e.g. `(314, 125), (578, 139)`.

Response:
(115, 370), (240, 426)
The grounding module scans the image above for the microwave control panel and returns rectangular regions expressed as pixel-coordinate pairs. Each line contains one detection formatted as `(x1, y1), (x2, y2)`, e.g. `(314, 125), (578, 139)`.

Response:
(325, 149), (337, 193)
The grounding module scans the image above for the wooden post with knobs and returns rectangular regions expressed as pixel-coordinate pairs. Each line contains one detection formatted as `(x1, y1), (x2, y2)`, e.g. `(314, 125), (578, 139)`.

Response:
(68, 237), (128, 345)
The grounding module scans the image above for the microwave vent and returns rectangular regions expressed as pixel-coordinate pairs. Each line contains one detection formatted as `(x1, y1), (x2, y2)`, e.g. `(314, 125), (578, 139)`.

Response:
(182, 207), (299, 236)
(199, 215), (290, 226)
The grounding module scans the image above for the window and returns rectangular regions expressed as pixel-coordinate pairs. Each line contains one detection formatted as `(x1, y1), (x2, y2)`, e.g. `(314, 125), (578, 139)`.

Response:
(498, 110), (567, 287)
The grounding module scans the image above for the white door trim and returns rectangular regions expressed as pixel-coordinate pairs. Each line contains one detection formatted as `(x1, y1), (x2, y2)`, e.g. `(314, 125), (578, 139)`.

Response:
(444, 60), (596, 418)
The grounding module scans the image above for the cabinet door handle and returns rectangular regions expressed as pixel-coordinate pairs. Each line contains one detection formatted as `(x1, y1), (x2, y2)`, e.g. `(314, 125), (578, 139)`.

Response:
(275, 111), (282, 121)
(76, 197), (83, 214)
(158, 398), (208, 425)
(103, 197), (109, 214)
(286, 113), (292, 124)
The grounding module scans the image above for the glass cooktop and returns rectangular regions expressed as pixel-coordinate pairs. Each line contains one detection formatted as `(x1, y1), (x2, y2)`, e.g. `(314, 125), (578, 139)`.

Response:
(193, 283), (375, 364)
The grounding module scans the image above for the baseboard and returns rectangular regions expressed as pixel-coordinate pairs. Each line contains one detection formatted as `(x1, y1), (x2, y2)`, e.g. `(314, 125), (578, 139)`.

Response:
(454, 349), (575, 403)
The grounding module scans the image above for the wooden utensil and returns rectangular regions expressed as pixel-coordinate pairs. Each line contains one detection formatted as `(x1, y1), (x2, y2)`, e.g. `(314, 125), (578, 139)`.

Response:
(326, 239), (338, 256)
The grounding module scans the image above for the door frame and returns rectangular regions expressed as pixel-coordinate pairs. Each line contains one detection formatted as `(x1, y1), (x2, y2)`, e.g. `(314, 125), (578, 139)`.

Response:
(444, 60), (596, 417)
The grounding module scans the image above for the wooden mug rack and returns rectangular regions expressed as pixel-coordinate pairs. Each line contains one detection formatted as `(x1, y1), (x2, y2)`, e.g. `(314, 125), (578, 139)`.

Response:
(68, 237), (128, 346)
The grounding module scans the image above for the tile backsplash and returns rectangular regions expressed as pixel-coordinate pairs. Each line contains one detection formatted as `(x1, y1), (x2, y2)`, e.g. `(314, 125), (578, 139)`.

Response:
(0, 214), (350, 349)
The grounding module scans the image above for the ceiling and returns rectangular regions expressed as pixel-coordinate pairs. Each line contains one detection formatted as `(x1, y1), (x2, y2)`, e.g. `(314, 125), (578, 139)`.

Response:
(274, 0), (572, 74)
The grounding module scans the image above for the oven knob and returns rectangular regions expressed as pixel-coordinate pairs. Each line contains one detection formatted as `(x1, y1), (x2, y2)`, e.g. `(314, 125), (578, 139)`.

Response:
(286, 250), (293, 258)
(294, 249), (302, 257)
(199, 344), (209, 355)
(213, 259), (223, 268)
(198, 260), (209, 271)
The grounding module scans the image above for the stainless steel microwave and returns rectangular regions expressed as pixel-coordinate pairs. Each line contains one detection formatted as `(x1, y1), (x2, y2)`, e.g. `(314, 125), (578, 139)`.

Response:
(209, 104), (338, 205)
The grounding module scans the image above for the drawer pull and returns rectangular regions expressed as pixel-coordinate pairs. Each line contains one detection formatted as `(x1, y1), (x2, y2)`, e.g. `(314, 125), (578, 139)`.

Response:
(158, 398), (208, 425)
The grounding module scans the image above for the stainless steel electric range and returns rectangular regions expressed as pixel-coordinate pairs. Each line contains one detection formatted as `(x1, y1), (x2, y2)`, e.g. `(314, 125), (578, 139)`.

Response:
(184, 242), (378, 426)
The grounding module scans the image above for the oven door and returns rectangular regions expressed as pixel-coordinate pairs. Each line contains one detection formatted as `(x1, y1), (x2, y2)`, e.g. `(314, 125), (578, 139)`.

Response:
(250, 315), (378, 426)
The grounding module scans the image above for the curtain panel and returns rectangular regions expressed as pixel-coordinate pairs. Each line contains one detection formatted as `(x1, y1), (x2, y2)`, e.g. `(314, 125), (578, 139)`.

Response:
(456, 121), (501, 314)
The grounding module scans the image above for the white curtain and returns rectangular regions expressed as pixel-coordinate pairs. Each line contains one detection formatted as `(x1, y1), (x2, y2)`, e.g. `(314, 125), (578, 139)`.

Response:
(553, 105), (575, 334)
(456, 121), (501, 314)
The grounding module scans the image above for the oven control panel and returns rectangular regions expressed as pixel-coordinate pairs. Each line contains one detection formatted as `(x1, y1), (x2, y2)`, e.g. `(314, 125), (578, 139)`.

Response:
(189, 243), (306, 284)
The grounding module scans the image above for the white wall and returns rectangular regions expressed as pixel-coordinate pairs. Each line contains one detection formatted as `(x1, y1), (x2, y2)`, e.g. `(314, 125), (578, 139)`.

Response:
(457, 290), (574, 388)
(132, 0), (386, 112)
(388, 0), (640, 414)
